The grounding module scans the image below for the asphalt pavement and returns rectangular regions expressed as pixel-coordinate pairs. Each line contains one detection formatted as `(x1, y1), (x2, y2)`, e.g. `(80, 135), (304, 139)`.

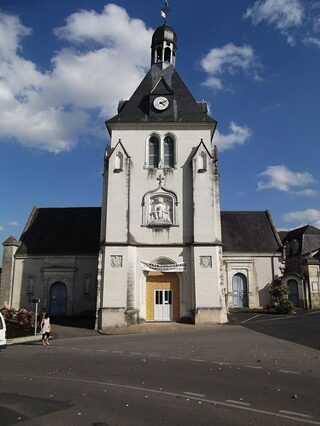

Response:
(1, 311), (319, 425)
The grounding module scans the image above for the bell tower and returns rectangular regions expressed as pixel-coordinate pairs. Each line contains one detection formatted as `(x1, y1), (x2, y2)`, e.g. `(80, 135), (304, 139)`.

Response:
(151, 24), (177, 69)
(97, 11), (228, 329)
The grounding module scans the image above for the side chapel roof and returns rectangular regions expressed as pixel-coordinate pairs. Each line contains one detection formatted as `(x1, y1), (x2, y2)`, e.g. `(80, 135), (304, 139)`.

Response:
(15, 208), (281, 256)
(221, 211), (282, 253)
(16, 207), (101, 256)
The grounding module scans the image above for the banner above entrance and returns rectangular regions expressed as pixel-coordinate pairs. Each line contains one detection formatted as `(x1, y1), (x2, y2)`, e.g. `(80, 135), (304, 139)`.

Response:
(139, 261), (186, 272)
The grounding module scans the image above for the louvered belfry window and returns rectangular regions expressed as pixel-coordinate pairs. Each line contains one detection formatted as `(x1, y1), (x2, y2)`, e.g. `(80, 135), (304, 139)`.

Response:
(149, 136), (160, 168)
(164, 135), (174, 168)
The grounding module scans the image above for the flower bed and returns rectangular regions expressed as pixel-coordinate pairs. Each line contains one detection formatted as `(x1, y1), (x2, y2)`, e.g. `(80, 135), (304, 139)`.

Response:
(0, 306), (41, 339)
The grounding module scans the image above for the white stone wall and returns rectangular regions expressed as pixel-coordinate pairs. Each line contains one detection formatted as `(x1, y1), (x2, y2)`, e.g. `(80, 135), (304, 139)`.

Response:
(306, 265), (320, 308)
(223, 254), (282, 309)
(103, 126), (214, 246)
(98, 123), (227, 327)
(10, 255), (98, 315)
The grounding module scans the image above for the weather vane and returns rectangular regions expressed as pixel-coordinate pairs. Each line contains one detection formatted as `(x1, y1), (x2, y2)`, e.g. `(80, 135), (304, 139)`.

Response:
(160, 0), (170, 24)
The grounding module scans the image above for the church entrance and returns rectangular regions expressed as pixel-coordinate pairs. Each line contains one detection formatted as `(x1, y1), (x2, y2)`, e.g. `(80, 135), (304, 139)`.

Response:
(49, 282), (67, 316)
(154, 289), (173, 321)
(232, 273), (248, 308)
(288, 279), (299, 306)
(146, 272), (179, 321)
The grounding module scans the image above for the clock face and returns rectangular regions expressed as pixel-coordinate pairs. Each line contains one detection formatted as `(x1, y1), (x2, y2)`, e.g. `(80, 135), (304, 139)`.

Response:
(153, 96), (169, 111)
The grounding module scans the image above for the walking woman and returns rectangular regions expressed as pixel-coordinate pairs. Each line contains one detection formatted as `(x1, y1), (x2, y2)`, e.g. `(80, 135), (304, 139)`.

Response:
(40, 313), (51, 346)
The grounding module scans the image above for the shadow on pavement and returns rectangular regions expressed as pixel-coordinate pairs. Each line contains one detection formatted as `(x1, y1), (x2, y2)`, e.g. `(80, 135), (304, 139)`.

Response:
(0, 392), (72, 425)
(230, 312), (320, 351)
(51, 315), (95, 330)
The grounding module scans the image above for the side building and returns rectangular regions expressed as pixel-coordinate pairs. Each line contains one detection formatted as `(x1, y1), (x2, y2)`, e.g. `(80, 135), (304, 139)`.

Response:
(0, 208), (100, 317)
(280, 225), (320, 309)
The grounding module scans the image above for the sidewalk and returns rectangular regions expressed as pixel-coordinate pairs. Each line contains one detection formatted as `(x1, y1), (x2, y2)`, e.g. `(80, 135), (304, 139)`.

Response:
(7, 334), (42, 346)
(6, 322), (220, 345)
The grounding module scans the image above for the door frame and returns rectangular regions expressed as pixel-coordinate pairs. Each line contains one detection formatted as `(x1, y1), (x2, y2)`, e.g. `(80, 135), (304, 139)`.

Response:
(145, 272), (180, 321)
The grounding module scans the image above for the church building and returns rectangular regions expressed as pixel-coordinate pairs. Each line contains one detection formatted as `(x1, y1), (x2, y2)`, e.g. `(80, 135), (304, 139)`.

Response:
(0, 23), (284, 328)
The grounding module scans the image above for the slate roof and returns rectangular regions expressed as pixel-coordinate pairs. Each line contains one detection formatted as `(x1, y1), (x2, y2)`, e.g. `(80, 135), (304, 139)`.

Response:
(221, 211), (282, 253)
(107, 64), (216, 127)
(15, 208), (281, 256)
(3, 236), (20, 246)
(280, 225), (320, 255)
(278, 230), (288, 241)
(16, 207), (101, 256)
(152, 24), (177, 47)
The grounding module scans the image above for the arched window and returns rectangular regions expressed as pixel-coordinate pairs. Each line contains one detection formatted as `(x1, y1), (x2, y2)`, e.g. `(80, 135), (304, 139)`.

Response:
(156, 47), (162, 63)
(197, 151), (207, 172)
(164, 47), (171, 62)
(114, 151), (123, 171)
(149, 136), (160, 168)
(164, 135), (174, 168)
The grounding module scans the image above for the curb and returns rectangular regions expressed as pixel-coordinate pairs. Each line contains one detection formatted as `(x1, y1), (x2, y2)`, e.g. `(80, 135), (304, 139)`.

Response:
(7, 335), (44, 345)
(98, 323), (221, 336)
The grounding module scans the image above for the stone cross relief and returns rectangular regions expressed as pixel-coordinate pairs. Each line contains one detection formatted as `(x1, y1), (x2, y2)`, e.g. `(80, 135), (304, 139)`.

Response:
(144, 174), (176, 226)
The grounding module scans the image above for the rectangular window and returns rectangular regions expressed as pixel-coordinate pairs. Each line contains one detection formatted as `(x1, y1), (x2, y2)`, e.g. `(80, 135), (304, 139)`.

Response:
(156, 290), (163, 304)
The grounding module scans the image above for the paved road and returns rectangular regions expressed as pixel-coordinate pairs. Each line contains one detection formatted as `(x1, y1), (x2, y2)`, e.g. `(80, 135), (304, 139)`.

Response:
(229, 310), (320, 349)
(0, 313), (319, 425)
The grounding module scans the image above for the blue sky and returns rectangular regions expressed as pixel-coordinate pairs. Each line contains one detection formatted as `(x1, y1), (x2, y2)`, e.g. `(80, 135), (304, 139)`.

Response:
(1, 0), (320, 263)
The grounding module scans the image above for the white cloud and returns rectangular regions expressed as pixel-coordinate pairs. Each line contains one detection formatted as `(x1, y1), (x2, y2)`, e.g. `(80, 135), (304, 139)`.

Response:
(310, 1), (320, 33)
(0, 225), (4, 232)
(244, 0), (304, 36)
(0, 13), (31, 55)
(0, 5), (152, 153)
(295, 188), (320, 197)
(213, 122), (252, 151)
(244, 0), (320, 47)
(303, 36), (320, 48)
(200, 43), (259, 90)
(283, 209), (320, 228)
(8, 221), (19, 226)
(257, 165), (315, 191)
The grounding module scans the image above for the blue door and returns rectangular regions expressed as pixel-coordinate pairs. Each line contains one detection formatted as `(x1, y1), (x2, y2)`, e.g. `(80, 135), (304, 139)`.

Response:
(49, 282), (67, 316)
(232, 273), (248, 308)
(287, 280), (299, 306)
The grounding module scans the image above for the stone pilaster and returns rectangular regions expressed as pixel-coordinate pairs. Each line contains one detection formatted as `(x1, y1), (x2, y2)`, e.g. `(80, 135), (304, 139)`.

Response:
(0, 236), (21, 307)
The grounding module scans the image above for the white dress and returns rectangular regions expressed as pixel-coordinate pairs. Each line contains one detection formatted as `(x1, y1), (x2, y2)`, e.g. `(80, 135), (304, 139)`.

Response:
(41, 318), (50, 334)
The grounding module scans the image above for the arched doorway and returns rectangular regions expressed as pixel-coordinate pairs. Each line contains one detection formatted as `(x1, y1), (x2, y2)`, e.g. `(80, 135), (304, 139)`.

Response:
(232, 273), (248, 308)
(146, 272), (180, 321)
(49, 282), (67, 316)
(287, 279), (299, 306)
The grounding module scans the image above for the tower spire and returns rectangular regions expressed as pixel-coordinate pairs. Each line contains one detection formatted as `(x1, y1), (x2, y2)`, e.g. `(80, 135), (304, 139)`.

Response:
(151, 2), (177, 69)
(160, 1), (170, 25)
